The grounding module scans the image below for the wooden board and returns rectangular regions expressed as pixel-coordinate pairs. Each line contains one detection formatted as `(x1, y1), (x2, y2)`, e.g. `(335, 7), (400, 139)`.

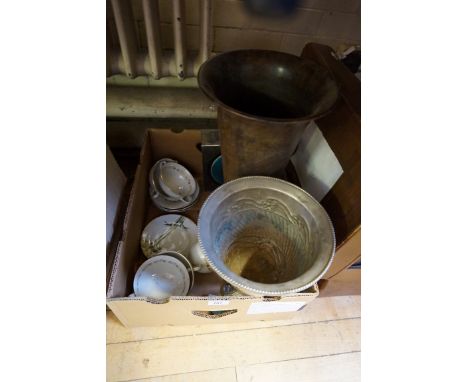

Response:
(236, 352), (361, 382)
(133, 368), (237, 382)
(301, 43), (361, 247)
(107, 296), (361, 381)
(107, 319), (360, 381)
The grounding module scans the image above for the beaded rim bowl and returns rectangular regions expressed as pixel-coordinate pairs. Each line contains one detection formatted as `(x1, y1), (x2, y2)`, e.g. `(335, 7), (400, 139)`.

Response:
(197, 176), (336, 296)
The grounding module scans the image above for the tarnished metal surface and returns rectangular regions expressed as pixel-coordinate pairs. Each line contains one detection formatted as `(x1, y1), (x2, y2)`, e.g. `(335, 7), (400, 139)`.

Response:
(198, 49), (339, 180)
(107, 0), (213, 80)
(217, 107), (309, 180)
(197, 176), (336, 296)
(106, 86), (217, 118)
(110, 0), (138, 78)
(172, 0), (187, 80)
(195, 0), (213, 75)
(142, 0), (163, 79)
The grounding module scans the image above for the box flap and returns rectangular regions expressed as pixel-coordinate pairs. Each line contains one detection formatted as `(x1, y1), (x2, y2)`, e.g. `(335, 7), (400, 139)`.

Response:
(107, 137), (151, 298)
(106, 145), (126, 251)
(106, 145), (128, 288)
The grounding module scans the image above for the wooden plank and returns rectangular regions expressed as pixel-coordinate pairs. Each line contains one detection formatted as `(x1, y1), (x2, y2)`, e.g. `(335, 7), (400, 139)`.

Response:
(301, 43), (361, 247)
(236, 351), (360, 382)
(126, 367), (237, 382)
(107, 295), (361, 344)
(317, 104), (361, 246)
(106, 318), (361, 381)
(302, 43), (361, 116)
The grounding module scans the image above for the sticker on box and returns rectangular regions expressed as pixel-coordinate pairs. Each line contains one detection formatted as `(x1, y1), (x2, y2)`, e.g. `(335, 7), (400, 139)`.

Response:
(208, 300), (230, 306)
(247, 301), (306, 314)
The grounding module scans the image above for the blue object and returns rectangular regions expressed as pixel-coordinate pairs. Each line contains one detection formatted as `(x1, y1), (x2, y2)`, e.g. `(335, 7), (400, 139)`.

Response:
(210, 155), (224, 185)
(244, 0), (300, 17)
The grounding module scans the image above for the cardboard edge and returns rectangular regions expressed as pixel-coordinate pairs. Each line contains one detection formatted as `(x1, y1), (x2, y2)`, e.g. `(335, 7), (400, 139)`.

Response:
(108, 137), (152, 298)
(318, 268), (361, 297)
(121, 164), (142, 242)
(106, 283), (319, 303)
(120, 133), (150, 243)
(107, 240), (123, 298)
(108, 292), (320, 327)
(323, 225), (361, 279)
(107, 284), (319, 327)
(106, 300), (131, 327)
(107, 164), (144, 297)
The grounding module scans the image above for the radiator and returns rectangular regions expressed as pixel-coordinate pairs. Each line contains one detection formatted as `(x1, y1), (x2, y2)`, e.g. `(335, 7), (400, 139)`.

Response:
(107, 0), (213, 80)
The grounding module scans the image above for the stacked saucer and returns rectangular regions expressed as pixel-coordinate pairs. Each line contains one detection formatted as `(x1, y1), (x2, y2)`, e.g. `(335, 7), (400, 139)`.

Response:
(136, 214), (212, 298)
(149, 158), (199, 212)
(133, 255), (191, 299)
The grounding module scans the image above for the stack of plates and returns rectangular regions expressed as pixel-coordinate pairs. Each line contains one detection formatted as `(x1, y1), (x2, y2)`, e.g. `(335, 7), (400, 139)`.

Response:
(136, 215), (200, 298)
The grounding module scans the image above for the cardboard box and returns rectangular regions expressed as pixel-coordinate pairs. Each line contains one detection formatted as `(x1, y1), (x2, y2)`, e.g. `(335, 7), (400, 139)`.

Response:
(107, 129), (319, 327)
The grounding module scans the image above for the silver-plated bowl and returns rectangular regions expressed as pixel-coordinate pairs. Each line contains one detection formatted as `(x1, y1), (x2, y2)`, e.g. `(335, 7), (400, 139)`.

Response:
(197, 176), (335, 296)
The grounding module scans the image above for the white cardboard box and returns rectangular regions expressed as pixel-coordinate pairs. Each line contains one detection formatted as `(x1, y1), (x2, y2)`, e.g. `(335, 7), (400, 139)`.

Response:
(106, 129), (319, 328)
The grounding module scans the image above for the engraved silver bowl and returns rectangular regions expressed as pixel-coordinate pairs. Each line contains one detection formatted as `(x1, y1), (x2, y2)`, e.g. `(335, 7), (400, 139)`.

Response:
(197, 176), (335, 296)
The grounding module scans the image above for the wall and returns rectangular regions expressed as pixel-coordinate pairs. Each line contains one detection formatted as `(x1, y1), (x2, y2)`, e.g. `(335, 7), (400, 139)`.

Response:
(106, 0), (361, 147)
(107, 0), (360, 57)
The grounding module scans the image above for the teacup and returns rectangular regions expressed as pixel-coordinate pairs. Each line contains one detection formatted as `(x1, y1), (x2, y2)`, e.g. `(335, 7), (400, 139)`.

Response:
(155, 251), (196, 291)
(157, 161), (197, 202)
(149, 158), (176, 199)
(133, 255), (191, 298)
(189, 242), (212, 273)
